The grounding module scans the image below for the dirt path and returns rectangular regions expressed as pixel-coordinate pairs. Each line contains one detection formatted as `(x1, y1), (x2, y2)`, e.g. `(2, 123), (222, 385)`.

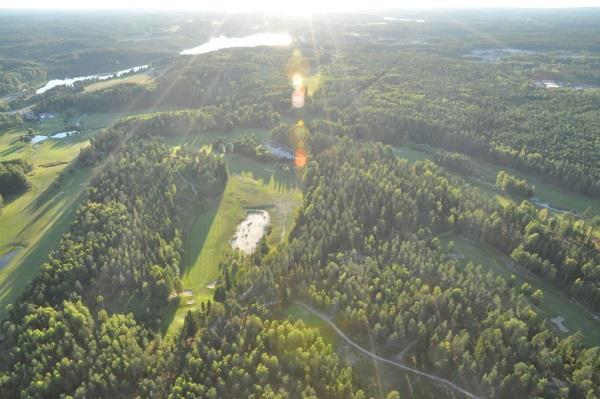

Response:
(293, 301), (483, 399)
(176, 171), (198, 196)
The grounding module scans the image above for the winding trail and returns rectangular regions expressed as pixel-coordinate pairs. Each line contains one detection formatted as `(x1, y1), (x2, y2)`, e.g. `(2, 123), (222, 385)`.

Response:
(176, 171), (198, 196)
(293, 301), (483, 399)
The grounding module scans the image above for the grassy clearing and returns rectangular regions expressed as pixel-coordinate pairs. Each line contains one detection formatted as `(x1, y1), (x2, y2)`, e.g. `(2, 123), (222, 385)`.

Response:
(468, 156), (600, 215)
(282, 303), (464, 399)
(0, 121), (94, 317)
(32, 111), (147, 134)
(441, 234), (600, 346)
(392, 145), (433, 163)
(283, 303), (338, 345)
(304, 72), (322, 96)
(163, 154), (302, 336)
(83, 73), (155, 93)
(393, 143), (600, 215)
(0, 110), (143, 317)
(164, 127), (270, 151)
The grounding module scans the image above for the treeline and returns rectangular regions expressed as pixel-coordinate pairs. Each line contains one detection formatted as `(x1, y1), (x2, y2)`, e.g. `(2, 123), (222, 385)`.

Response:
(33, 47), (293, 117)
(0, 299), (365, 398)
(0, 158), (32, 197)
(161, 303), (365, 398)
(33, 84), (155, 113)
(224, 140), (599, 398)
(79, 105), (280, 165)
(17, 140), (225, 320)
(0, 113), (22, 131)
(457, 199), (600, 310)
(436, 152), (475, 177)
(212, 134), (278, 162)
(156, 48), (291, 111)
(0, 59), (45, 96)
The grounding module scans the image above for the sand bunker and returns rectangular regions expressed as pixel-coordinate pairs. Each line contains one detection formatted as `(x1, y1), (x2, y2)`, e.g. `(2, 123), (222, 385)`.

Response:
(168, 289), (194, 300)
(550, 316), (569, 333)
(0, 248), (21, 270)
(31, 135), (48, 144)
(51, 130), (79, 138)
(231, 210), (270, 254)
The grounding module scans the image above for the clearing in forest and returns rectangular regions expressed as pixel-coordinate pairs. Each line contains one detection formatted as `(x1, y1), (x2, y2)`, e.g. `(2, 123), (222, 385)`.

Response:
(83, 73), (155, 93)
(0, 111), (147, 318)
(441, 234), (600, 346)
(393, 143), (600, 215)
(163, 155), (302, 336)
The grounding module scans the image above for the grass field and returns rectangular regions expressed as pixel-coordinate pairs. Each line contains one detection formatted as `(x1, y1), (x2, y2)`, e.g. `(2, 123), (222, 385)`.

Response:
(0, 110), (144, 317)
(163, 154), (302, 336)
(441, 234), (600, 346)
(83, 73), (155, 93)
(164, 127), (271, 151)
(469, 156), (600, 215)
(0, 118), (96, 317)
(392, 145), (433, 164)
(282, 303), (465, 399)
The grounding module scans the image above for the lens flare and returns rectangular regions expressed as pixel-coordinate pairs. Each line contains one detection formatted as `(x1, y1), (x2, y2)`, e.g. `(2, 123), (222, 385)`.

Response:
(295, 148), (307, 168)
(292, 73), (303, 90)
(292, 88), (305, 108)
(289, 120), (309, 147)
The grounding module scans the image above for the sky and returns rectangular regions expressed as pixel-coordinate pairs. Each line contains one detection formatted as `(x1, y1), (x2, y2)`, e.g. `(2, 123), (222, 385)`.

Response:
(1, 0), (599, 13)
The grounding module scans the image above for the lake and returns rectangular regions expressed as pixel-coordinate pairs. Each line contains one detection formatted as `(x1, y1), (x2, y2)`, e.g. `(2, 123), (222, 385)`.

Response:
(180, 33), (292, 55)
(36, 65), (148, 95)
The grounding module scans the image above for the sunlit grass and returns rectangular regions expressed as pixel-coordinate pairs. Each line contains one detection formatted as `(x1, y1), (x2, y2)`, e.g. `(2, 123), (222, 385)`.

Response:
(164, 155), (302, 337)
(0, 123), (94, 317)
(83, 73), (155, 93)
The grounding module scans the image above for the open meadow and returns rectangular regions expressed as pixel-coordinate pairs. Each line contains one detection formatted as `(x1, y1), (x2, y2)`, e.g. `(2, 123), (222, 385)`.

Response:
(0, 110), (145, 316)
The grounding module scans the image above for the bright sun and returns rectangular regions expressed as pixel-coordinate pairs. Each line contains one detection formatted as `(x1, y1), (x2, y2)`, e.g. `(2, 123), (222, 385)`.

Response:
(1, 0), (596, 12)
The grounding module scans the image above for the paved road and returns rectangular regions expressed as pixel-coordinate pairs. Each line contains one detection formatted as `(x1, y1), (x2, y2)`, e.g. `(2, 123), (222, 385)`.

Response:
(293, 301), (483, 399)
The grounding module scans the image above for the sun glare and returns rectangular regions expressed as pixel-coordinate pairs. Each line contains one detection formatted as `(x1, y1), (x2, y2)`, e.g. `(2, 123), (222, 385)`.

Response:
(1, 0), (596, 12)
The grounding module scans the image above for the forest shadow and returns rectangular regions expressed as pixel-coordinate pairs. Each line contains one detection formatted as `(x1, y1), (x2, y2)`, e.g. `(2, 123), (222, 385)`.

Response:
(0, 136), (26, 157)
(48, 135), (90, 148)
(180, 194), (222, 276)
(0, 200), (75, 320)
(0, 185), (29, 206)
(26, 176), (64, 215)
(18, 167), (88, 239)
(226, 155), (298, 192)
(159, 297), (182, 336)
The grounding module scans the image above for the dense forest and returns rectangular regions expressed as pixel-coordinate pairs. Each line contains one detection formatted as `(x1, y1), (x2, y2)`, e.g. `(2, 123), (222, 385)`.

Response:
(1, 9), (600, 399)
(2, 104), (600, 399)
(0, 59), (45, 96)
(0, 125), (373, 398)
(223, 140), (599, 398)
(307, 50), (600, 197)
